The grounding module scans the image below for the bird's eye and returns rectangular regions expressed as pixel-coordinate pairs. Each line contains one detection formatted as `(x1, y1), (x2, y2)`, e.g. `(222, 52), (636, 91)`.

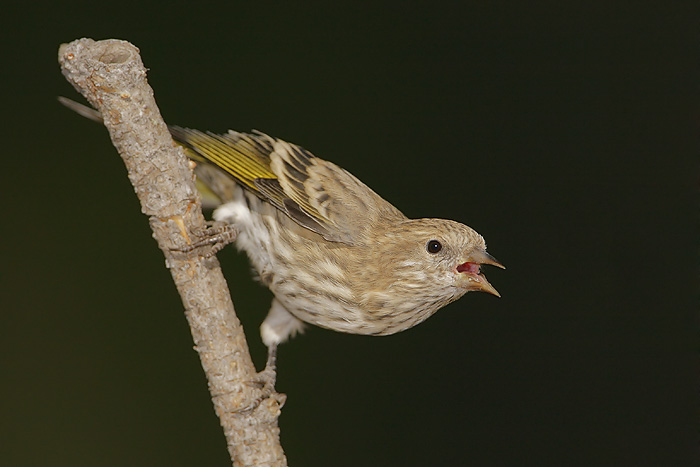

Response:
(426, 240), (442, 254)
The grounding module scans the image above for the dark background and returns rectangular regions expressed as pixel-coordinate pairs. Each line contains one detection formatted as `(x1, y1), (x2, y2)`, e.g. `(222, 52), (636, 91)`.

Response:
(2, 2), (695, 466)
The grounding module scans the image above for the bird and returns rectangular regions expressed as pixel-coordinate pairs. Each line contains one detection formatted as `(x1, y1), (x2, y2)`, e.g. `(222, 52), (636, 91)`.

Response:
(60, 98), (504, 375)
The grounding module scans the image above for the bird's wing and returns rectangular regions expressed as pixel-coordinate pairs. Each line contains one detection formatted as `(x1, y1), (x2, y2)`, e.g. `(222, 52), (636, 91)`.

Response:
(169, 127), (405, 244)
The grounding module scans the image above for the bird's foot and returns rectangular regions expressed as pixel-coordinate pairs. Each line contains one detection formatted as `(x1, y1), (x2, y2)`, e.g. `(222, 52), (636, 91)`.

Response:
(176, 221), (237, 258)
(235, 345), (286, 413)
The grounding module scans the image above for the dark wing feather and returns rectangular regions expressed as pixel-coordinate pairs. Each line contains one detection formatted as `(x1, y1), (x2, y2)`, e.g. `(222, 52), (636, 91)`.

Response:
(169, 127), (406, 244)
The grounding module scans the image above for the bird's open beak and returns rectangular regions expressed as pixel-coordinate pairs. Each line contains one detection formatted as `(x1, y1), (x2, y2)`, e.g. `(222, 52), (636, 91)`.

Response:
(455, 249), (505, 297)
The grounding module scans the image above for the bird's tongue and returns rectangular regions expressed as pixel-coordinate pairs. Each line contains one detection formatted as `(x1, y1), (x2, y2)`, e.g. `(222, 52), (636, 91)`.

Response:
(456, 261), (480, 274)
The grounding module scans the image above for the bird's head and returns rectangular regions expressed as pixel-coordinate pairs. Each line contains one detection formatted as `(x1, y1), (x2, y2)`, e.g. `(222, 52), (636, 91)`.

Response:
(353, 217), (505, 335)
(373, 218), (504, 302)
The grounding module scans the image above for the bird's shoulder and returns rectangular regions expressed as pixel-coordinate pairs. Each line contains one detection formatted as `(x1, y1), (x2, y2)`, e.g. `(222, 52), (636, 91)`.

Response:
(172, 127), (406, 245)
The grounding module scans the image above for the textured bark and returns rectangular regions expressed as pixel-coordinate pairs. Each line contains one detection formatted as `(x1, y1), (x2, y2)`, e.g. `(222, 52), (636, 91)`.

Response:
(59, 38), (287, 467)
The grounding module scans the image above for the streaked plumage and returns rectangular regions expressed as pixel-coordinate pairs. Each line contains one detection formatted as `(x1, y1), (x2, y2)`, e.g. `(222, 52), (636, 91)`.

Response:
(169, 127), (504, 348)
(59, 97), (503, 355)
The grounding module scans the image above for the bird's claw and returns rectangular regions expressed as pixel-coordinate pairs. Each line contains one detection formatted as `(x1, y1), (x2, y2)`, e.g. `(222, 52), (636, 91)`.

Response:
(175, 221), (237, 258)
(234, 345), (285, 413)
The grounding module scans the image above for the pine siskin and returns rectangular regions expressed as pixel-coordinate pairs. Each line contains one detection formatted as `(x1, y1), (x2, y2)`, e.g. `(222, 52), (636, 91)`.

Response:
(168, 127), (504, 358)
(60, 97), (503, 365)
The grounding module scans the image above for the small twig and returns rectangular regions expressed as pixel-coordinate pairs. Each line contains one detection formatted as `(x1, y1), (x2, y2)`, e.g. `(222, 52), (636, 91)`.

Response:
(58, 38), (287, 467)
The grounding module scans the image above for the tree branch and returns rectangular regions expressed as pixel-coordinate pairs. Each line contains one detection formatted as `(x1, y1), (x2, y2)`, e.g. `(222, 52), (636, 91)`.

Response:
(59, 38), (287, 467)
